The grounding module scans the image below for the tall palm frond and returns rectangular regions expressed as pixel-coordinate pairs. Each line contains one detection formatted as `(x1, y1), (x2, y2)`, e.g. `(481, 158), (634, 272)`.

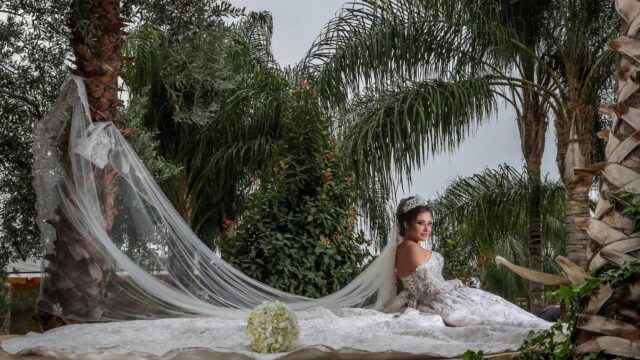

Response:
(122, 22), (164, 97)
(232, 11), (278, 70)
(296, 0), (515, 110)
(337, 76), (496, 246)
(431, 165), (565, 299)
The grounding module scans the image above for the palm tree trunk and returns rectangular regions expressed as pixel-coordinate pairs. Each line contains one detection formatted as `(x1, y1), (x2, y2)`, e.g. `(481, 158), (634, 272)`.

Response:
(564, 183), (590, 267)
(527, 175), (545, 315)
(573, 1), (640, 357)
(38, 0), (125, 328)
(556, 63), (597, 268)
(518, 66), (547, 315)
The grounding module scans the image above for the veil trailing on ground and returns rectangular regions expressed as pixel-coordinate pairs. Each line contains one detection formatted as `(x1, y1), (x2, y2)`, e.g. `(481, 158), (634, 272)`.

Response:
(32, 77), (400, 321)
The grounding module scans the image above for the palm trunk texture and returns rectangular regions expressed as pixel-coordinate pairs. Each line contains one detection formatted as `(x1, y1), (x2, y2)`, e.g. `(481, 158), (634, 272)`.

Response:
(37, 0), (126, 329)
(517, 52), (549, 315)
(572, 0), (640, 357)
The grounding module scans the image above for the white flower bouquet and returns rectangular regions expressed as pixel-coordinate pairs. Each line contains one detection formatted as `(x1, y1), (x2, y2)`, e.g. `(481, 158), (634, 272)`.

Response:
(244, 301), (299, 353)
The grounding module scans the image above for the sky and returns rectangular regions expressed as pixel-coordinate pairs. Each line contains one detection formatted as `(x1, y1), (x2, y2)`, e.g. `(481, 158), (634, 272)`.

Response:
(228, 0), (560, 200)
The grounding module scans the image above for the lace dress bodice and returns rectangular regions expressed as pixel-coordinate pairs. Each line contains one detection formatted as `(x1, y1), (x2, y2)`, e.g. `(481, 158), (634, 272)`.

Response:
(399, 251), (462, 307)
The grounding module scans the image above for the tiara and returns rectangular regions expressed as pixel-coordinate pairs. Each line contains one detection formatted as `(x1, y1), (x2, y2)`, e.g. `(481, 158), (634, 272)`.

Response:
(401, 195), (429, 214)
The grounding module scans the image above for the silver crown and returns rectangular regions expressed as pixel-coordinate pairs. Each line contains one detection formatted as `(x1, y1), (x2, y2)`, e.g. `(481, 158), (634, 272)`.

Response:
(401, 195), (429, 214)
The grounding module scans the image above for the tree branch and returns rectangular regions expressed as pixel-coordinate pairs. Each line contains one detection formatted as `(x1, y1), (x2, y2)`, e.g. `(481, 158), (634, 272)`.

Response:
(0, 88), (42, 117)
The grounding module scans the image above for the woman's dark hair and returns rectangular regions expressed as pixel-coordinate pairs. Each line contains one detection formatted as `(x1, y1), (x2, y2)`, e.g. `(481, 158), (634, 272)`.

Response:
(395, 196), (434, 237)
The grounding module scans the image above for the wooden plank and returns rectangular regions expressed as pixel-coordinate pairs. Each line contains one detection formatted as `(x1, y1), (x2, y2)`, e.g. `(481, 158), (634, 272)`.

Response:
(574, 162), (607, 177)
(601, 248), (636, 266)
(594, 199), (614, 220)
(620, 105), (640, 131)
(617, 0), (640, 36)
(619, 76), (640, 103)
(601, 210), (635, 233)
(605, 133), (621, 159)
(607, 129), (640, 163)
(602, 163), (640, 193)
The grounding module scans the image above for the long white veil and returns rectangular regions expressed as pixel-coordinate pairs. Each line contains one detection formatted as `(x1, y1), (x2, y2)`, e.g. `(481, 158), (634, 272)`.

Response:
(32, 77), (400, 321)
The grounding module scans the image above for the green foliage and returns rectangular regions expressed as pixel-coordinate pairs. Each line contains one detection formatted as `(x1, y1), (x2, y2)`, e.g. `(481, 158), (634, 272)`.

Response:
(337, 77), (497, 249)
(10, 287), (42, 334)
(122, 94), (182, 184)
(519, 320), (573, 359)
(122, 8), (292, 247)
(433, 222), (479, 286)
(620, 191), (640, 231)
(0, 0), (71, 276)
(0, 284), (10, 334)
(222, 88), (371, 297)
(431, 165), (565, 301)
(298, 0), (616, 251)
(462, 350), (485, 360)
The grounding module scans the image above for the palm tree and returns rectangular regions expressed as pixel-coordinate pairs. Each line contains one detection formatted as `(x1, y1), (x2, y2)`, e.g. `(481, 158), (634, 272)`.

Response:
(548, 1), (617, 268)
(431, 165), (565, 302)
(568, 1), (640, 356)
(296, 0), (616, 312)
(498, 3), (640, 355)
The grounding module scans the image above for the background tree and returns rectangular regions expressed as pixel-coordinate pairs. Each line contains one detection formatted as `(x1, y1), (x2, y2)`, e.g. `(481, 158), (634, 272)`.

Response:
(432, 165), (565, 302)
(0, 0), (70, 277)
(122, 9), (289, 249)
(222, 87), (371, 297)
(499, 3), (640, 355)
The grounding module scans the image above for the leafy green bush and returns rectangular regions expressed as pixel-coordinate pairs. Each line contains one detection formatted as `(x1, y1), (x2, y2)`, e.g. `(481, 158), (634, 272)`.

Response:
(433, 222), (479, 286)
(222, 87), (371, 297)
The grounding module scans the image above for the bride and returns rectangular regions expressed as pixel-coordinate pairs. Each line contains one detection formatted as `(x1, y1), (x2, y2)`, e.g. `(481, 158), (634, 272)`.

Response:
(387, 195), (551, 329)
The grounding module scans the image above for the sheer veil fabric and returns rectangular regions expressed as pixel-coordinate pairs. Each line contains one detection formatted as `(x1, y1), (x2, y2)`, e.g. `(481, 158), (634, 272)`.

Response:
(31, 77), (402, 321)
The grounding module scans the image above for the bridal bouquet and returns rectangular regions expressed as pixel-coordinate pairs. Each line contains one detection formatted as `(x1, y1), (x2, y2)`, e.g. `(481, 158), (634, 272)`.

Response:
(244, 301), (299, 353)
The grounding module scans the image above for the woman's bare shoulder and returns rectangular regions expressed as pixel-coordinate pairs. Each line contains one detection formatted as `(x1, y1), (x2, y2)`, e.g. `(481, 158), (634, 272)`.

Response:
(398, 241), (430, 255)
(396, 242), (430, 277)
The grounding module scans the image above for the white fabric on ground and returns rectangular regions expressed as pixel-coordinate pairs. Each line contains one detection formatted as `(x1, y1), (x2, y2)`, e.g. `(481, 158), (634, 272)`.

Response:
(3, 307), (541, 359)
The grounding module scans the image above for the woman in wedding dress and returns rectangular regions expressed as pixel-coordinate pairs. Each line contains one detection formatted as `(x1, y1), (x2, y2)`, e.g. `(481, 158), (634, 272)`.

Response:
(389, 195), (552, 329)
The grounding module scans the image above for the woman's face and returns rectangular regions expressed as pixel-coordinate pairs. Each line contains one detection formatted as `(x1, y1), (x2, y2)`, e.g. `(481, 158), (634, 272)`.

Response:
(404, 211), (433, 242)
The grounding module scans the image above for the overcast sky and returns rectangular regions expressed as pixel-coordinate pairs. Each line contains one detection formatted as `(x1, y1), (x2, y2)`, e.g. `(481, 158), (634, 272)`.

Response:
(229, 0), (560, 200)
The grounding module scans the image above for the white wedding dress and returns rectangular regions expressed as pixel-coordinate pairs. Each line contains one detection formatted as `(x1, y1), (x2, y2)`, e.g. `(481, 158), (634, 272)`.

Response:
(3, 307), (550, 360)
(389, 251), (551, 329)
